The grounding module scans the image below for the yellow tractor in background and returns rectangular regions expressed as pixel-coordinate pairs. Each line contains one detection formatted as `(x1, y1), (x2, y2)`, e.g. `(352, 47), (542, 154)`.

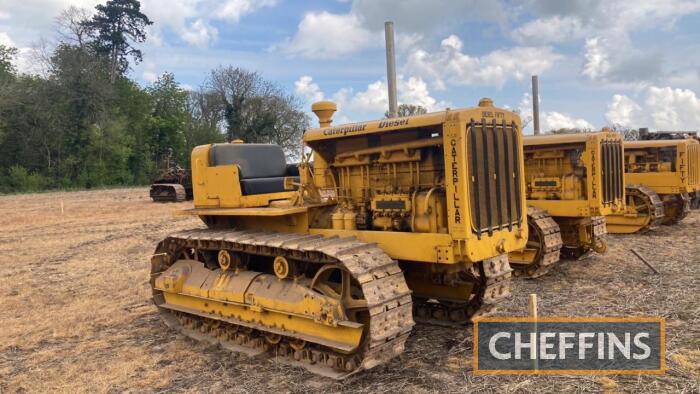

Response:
(508, 130), (626, 277)
(607, 138), (699, 233)
(149, 98), (528, 378)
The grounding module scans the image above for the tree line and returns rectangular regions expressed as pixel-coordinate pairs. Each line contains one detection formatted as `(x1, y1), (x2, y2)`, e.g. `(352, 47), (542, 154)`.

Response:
(0, 0), (308, 194)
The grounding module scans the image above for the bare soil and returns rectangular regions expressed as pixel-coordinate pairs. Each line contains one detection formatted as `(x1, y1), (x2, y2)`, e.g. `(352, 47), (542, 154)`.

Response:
(0, 188), (698, 393)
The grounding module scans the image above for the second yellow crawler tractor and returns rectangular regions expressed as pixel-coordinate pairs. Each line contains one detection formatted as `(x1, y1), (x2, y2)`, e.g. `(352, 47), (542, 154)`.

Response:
(509, 130), (626, 277)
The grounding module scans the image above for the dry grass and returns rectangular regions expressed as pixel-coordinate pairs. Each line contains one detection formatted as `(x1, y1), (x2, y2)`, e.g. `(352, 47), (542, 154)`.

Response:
(0, 187), (698, 393)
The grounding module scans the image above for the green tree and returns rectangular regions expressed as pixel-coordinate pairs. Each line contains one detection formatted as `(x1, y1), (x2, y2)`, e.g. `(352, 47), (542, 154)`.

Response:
(83, 0), (152, 82)
(184, 90), (225, 163)
(147, 72), (188, 165)
(48, 43), (114, 184)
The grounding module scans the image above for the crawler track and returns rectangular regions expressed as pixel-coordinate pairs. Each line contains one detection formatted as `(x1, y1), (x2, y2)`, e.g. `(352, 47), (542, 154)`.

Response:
(412, 254), (513, 326)
(510, 206), (563, 278)
(607, 185), (665, 234)
(150, 184), (186, 202)
(150, 229), (414, 379)
(662, 193), (691, 225)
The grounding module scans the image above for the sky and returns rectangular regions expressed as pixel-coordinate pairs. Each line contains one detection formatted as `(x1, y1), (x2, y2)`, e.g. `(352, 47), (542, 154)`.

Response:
(2, 0), (700, 133)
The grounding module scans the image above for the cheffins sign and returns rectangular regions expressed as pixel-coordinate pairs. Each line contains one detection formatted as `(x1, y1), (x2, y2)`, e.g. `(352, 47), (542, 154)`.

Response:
(474, 317), (665, 374)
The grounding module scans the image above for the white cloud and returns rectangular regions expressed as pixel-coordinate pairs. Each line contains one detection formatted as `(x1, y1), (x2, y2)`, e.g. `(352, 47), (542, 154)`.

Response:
(517, 92), (593, 133)
(514, 1), (700, 84)
(526, 0), (700, 36)
(276, 0), (507, 59)
(512, 15), (584, 44)
(277, 11), (379, 58)
(541, 111), (594, 131)
(141, 0), (276, 46)
(0, 1), (101, 46)
(399, 76), (449, 111)
(0, 31), (15, 47)
(294, 75), (324, 104)
(143, 71), (158, 83)
(216, 0), (277, 23)
(179, 19), (217, 47)
(293, 75), (450, 120)
(1, 0), (277, 50)
(141, 61), (159, 83)
(0, 31), (45, 75)
(581, 37), (610, 81)
(405, 34), (562, 89)
(605, 86), (700, 130)
(606, 94), (642, 126)
(142, 0), (274, 47)
(336, 76), (450, 114)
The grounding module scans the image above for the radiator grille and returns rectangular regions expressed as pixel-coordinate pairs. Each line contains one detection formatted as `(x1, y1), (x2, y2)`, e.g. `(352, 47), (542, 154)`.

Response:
(467, 119), (523, 238)
(600, 139), (625, 204)
(688, 143), (700, 188)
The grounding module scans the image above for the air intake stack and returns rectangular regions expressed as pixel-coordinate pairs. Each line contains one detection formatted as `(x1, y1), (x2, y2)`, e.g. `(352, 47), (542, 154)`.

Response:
(311, 101), (337, 127)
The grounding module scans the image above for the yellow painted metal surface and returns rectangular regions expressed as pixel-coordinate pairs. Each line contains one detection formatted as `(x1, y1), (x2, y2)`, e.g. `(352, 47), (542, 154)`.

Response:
(154, 260), (363, 351)
(523, 131), (626, 217)
(624, 139), (700, 195)
(189, 102), (529, 265)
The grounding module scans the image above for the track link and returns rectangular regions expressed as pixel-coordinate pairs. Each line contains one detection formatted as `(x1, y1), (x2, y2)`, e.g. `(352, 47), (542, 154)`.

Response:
(631, 185), (665, 230)
(150, 229), (414, 379)
(510, 206), (563, 278)
(412, 254), (513, 326)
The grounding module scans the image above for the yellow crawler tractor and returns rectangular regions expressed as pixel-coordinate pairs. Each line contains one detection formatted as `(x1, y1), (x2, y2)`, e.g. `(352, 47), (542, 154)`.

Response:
(508, 131), (626, 277)
(607, 138), (699, 233)
(149, 98), (528, 377)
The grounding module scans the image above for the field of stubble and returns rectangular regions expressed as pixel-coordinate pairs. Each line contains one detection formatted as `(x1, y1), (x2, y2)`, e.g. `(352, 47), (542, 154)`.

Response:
(0, 188), (698, 393)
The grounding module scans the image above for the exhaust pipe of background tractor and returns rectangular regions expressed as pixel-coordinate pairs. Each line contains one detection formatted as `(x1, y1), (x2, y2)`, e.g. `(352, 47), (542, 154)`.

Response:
(532, 75), (541, 135)
(385, 21), (398, 118)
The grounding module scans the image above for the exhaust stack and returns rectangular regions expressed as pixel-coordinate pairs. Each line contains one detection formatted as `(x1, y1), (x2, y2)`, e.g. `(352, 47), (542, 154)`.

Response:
(532, 75), (541, 135)
(385, 21), (398, 118)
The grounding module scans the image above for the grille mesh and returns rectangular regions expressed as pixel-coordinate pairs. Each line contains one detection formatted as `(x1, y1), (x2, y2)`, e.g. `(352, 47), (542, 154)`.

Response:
(467, 119), (523, 238)
(601, 140), (625, 204)
(688, 143), (699, 188)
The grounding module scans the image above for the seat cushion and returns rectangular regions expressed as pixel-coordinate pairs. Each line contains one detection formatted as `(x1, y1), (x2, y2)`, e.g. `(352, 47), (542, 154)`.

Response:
(209, 144), (287, 179)
(240, 176), (299, 195)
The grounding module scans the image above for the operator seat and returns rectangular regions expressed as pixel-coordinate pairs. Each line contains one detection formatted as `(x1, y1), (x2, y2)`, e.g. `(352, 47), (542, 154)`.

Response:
(209, 143), (299, 195)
